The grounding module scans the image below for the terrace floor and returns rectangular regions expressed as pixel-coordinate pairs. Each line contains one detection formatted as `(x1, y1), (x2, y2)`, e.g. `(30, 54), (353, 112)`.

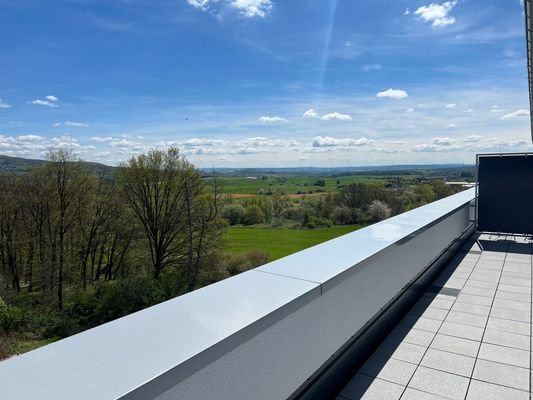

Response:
(337, 234), (533, 400)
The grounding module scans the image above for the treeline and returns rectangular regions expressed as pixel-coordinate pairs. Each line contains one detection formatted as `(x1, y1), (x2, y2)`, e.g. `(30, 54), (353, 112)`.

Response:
(222, 180), (462, 228)
(0, 148), (226, 358)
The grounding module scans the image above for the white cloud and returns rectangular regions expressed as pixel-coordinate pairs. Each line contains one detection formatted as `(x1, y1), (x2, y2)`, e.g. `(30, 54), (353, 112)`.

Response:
(414, 1), (458, 28)
(376, 88), (408, 99)
(406, 107), (415, 113)
(445, 103), (457, 108)
(31, 95), (59, 108)
(239, 137), (298, 147)
(312, 136), (373, 147)
(89, 136), (115, 142)
(230, 0), (272, 17)
(361, 64), (383, 72)
(182, 137), (224, 147)
(501, 109), (529, 120)
(258, 116), (287, 123)
(0, 98), (11, 109)
(320, 112), (352, 121)
(31, 99), (58, 108)
(463, 135), (482, 143)
(17, 135), (44, 142)
(412, 137), (457, 152)
(431, 137), (455, 145)
(404, 8), (411, 15)
(303, 108), (320, 118)
(187, 0), (210, 9)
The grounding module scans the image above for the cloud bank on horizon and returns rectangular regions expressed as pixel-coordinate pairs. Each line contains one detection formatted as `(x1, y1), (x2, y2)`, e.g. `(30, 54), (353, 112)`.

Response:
(0, 0), (530, 167)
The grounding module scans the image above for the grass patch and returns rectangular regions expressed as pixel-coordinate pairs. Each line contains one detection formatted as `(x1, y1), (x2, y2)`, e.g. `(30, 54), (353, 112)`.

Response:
(224, 225), (363, 261)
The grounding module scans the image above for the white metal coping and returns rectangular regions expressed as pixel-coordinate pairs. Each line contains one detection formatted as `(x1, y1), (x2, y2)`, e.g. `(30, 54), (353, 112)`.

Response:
(0, 188), (475, 400)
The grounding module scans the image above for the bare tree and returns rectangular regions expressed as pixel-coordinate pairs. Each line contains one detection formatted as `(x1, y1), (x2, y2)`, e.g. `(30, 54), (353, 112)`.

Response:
(45, 149), (87, 310)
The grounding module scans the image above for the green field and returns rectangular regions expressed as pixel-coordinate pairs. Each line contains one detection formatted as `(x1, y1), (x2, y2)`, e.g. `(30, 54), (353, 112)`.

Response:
(206, 175), (387, 195)
(225, 225), (363, 261)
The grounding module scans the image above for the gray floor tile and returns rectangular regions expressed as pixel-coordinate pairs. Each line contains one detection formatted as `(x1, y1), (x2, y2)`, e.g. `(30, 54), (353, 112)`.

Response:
(359, 354), (417, 386)
(430, 333), (480, 357)
(444, 310), (487, 328)
(482, 328), (530, 350)
(426, 298), (454, 310)
(451, 302), (490, 316)
(466, 379), (529, 400)
(420, 348), (475, 377)
(497, 283), (531, 294)
(456, 293), (493, 306)
(375, 339), (427, 365)
(472, 359), (529, 391)
(498, 276), (531, 287)
(494, 290), (530, 302)
(486, 316), (530, 335)
(340, 374), (405, 400)
(389, 328), (435, 347)
(463, 279), (498, 290)
(438, 321), (484, 341)
(500, 271), (531, 280)
(400, 388), (448, 400)
(408, 366), (469, 400)
(503, 264), (531, 274)
(460, 286), (495, 298)
(490, 306), (530, 323)
(477, 342), (530, 368)
(492, 298), (530, 312)
(399, 316), (441, 334)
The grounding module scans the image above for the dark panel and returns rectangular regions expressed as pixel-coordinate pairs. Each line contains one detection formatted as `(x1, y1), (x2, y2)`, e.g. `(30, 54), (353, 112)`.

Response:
(477, 154), (533, 234)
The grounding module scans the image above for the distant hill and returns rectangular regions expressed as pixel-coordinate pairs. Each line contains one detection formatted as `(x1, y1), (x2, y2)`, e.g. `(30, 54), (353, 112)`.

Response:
(0, 155), (113, 175)
(0, 154), (474, 177)
(202, 164), (475, 177)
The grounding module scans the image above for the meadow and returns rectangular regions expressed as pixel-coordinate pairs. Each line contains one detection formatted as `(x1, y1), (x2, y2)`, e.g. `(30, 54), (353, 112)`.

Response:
(224, 225), (363, 261)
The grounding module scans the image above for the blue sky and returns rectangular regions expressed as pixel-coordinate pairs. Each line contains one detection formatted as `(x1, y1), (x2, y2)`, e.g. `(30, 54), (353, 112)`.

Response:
(0, 0), (531, 167)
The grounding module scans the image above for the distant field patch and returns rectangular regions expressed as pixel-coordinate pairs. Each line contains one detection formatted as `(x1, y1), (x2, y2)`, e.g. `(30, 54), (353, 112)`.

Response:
(206, 175), (387, 195)
(224, 225), (363, 261)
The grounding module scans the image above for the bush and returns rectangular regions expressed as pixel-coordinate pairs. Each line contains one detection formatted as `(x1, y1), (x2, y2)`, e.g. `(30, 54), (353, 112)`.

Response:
(224, 250), (270, 276)
(306, 216), (332, 229)
(331, 206), (355, 225)
(0, 298), (25, 335)
(222, 204), (246, 225)
(368, 200), (391, 222)
(244, 204), (265, 225)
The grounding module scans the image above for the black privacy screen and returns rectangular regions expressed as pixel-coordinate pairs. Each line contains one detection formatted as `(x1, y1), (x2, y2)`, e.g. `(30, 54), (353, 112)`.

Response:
(477, 154), (533, 235)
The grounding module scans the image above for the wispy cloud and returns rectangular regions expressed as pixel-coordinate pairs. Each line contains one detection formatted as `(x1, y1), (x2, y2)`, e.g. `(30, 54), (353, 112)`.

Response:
(302, 108), (320, 118)
(54, 121), (90, 127)
(445, 103), (457, 108)
(0, 98), (11, 109)
(501, 109), (529, 120)
(320, 112), (352, 121)
(414, 1), (458, 28)
(258, 115), (287, 123)
(376, 89), (408, 99)
(31, 95), (59, 108)
(361, 64), (382, 72)
(312, 136), (373, 147)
